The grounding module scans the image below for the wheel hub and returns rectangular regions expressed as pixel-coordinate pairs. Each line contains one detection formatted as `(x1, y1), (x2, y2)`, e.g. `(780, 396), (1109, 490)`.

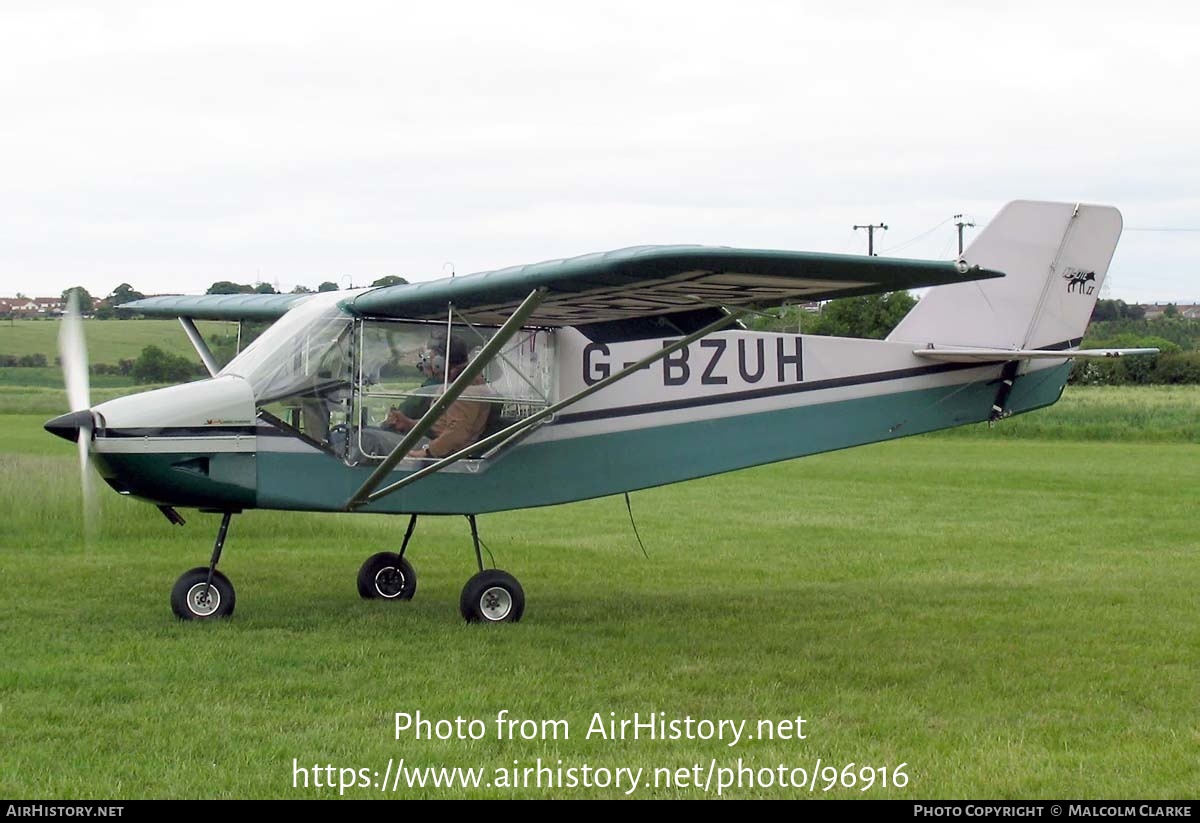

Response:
(186, 582), (220, 617)
(479, 586), (512, 621)
(374, 567), (407, 599)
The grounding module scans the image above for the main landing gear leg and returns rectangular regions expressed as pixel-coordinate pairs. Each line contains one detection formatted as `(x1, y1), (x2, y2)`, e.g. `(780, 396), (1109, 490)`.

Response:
(171, 511), (237, 621)
(459, 514), (525, 624)
(357, 514), (418, 601)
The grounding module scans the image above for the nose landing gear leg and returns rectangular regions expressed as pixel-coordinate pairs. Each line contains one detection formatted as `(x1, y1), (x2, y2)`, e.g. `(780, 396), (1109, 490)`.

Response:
(171, 510), (237, 620)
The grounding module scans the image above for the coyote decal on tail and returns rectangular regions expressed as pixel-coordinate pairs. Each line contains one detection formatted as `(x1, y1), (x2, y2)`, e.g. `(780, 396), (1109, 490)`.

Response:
(1063, 268), (1097, 294)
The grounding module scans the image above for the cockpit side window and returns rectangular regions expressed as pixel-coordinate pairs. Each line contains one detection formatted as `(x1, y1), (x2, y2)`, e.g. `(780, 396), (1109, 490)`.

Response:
(350, 320), (554, 465)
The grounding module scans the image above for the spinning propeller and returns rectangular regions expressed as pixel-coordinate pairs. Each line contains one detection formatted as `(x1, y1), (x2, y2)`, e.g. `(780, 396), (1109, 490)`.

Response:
(44, 292), (99, 535)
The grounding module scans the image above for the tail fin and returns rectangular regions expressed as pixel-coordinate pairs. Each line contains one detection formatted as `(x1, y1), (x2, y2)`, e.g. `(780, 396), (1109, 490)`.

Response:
(887, 200), (1123, 350)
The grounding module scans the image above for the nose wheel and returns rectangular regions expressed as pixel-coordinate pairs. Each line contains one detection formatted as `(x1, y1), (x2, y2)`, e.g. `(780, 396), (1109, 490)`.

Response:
(172, 567), (236, 619)
(171, 511), (237, 621)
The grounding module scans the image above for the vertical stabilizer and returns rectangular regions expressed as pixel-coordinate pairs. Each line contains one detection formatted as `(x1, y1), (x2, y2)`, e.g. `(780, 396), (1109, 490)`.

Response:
(887, 201), (1123, 350)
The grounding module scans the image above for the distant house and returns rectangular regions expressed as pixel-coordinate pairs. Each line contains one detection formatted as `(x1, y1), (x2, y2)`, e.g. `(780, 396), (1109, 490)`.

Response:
(33, 296), (64, 315)
(1141, 303), (1200, 320)
(1, 298), (39, 316)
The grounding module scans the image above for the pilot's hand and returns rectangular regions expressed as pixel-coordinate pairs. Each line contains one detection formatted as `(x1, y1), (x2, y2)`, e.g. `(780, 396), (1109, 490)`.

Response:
(384, 409), (410, 431)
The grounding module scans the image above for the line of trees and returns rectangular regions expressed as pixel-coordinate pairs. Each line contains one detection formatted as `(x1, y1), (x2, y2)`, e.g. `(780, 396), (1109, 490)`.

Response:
(30, 276), (412, 320)
(1072, 316), (1200, 385)
(1, 347), (206, 383)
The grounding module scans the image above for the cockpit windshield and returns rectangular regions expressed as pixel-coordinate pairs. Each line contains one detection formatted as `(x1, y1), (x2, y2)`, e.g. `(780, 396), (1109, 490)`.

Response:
(219, 291), (354, 402)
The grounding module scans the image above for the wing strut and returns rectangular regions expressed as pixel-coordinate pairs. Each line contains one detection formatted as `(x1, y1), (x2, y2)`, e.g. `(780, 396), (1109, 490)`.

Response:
(344, 288), (547, 511)
(346, 307), (743, 510)
(179, 317), (220, 377)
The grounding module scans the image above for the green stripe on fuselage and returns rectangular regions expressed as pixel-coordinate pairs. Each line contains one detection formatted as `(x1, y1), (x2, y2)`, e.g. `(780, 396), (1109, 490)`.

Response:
(253, 363), (1069, 515)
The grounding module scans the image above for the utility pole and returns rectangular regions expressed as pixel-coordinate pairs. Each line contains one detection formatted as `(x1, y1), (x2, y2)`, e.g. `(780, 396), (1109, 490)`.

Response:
(953, 214), (976, 255)
(853, 222), (887, 256)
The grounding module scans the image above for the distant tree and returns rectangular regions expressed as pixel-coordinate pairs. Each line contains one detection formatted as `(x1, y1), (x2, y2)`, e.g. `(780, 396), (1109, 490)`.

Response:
(371, 275), (409, 288)
(1164, 303), (1179, 318)
(290, 285), (314, 294)
(108, 283), (145, 305)
(253, 283), (278, 294)
(1092, 299), (1151, 323)
(317, 281), (339, 293)
(206, 281), (255, 295)
(1091, 299), (1118, 322)
(132, 345), (201, 383)
(776, 292), (918, 339)
(61, 286), (95, 313)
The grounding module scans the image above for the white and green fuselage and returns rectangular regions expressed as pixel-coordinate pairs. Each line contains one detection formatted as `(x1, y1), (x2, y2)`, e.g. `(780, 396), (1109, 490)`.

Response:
(85, 326), (1070, 515)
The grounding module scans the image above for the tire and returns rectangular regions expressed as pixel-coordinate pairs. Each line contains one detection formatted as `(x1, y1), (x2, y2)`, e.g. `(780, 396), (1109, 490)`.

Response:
(171, 567), (236, 620)
(459, 569), (525, 623)
(357, 553), (417, 601)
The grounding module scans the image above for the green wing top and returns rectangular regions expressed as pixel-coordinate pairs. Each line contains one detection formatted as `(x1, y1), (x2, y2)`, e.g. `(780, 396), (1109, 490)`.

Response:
(120, 292), (312, 321)
(122, 246), (1002, 326)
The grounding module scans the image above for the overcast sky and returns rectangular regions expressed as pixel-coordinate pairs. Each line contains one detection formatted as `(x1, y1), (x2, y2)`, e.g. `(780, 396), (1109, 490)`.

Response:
(2, 1), (1197, 304)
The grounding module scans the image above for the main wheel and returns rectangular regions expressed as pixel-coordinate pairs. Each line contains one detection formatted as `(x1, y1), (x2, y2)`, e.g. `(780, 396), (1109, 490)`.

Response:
(459, 569), (525, 623)
(357, 553), (417, 601)
(171, 567), (236, 620)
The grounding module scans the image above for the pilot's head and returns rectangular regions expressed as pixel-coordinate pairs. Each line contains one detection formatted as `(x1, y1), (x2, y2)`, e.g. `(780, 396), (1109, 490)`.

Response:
(418, 333), (470, 377)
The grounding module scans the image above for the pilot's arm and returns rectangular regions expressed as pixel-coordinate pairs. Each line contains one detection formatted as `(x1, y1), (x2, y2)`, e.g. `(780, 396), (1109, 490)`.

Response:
(414, 399), (487, 458)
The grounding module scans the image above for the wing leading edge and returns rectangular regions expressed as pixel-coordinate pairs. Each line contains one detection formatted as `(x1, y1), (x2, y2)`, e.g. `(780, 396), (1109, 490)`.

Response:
(122, 245), (1002, 326)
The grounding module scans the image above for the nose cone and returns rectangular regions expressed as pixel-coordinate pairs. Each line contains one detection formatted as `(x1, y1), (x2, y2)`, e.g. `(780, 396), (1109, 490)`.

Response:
(45, 410), (95, 442)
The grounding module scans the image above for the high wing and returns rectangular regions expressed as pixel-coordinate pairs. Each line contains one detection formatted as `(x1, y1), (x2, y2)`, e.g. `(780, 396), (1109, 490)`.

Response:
(122, 245), (1001, 327)
(120, 292), (312, 321)
(346, 245), (1000, 328)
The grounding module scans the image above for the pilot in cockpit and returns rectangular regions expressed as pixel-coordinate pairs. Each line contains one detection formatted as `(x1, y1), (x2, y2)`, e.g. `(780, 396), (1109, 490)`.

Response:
(373, 332), (496, 459)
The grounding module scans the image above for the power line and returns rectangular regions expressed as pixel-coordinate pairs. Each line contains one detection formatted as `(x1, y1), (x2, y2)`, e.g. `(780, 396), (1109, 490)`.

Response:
(879, 216), (952, 254)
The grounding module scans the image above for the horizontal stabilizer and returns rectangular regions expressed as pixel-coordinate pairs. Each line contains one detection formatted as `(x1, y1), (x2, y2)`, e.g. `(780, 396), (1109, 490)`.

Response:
(913, 346), (1159, 363)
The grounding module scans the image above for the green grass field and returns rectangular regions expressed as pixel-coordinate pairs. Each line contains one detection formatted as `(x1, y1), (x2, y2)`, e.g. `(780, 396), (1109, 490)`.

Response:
(1, 392), (1197, 798)
(0, 318), (236, 364)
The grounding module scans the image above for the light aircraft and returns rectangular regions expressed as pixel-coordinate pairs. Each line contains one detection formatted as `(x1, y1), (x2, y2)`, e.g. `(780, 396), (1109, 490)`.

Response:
(45, 200), (1155, 623)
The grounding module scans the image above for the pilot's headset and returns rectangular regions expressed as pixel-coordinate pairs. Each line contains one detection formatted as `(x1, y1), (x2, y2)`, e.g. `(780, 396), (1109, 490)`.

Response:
(419, 334), (470, 379)
(416, 345), (445, 378)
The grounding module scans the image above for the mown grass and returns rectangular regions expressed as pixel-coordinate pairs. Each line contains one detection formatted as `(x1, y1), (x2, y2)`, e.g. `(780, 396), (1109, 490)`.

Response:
(0, 319), (235, 363)
(939, 385), (1200, 443)
(0, 414), (1196, 799)
(0, 386), (170, 416)
(0, 367), (139, 389)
